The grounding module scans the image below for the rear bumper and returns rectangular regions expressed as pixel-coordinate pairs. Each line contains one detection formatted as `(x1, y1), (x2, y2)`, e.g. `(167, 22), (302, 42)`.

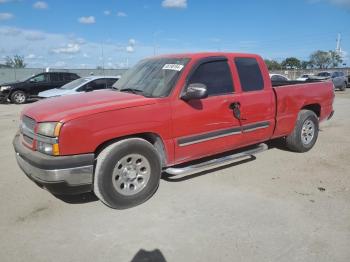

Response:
(328, 110), (335, 120)
(13, 134), (94, 195)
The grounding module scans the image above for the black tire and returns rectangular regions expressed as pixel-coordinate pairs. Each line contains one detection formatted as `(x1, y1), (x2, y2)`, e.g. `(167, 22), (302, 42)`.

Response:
(10, 90), (27, 104)
(93, 138), (161, 209)
(286, 110), (319, 153)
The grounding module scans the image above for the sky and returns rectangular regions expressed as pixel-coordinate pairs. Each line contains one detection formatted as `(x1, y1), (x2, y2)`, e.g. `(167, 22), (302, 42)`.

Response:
(0, 0), (349, 69)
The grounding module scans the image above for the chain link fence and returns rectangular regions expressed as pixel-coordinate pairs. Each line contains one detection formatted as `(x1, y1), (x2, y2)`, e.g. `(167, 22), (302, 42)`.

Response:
(1, 67), (349, 83)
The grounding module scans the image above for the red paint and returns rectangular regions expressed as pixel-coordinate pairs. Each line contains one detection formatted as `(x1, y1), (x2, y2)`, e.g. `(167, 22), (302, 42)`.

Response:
(21, 53), (334, 166)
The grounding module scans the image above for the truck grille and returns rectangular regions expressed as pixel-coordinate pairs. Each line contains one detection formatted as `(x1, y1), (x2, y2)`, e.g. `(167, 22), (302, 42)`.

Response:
(22, 115), (36, 133)
(21, 115), (36, 146)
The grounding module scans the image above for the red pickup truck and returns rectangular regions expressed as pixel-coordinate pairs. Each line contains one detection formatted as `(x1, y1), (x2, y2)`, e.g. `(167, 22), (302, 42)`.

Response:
(13, 52), (334, 209)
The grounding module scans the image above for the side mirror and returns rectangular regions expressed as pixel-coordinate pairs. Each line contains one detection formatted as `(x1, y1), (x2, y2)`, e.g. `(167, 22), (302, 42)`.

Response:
(181, 83), (208, 101)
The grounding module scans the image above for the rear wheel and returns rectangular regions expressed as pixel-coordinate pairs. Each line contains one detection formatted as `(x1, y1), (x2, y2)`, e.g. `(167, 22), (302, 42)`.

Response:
(10, 91), (27, 104)
(93, 138), (161, 209)
(286, 110), (319, 152)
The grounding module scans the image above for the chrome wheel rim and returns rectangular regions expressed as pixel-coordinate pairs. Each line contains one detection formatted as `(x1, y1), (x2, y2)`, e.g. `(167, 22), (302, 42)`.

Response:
(14, 93), (25, 103)
(301, 119), (315, 145)
(112, 154), (151, 196)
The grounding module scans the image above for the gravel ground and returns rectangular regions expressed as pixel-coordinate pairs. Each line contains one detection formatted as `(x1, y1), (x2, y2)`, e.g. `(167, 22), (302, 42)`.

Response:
(0, 91), (349, 262)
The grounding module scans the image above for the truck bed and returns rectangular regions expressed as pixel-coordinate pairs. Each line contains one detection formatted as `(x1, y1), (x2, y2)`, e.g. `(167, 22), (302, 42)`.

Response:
(272, 81), (334, 139)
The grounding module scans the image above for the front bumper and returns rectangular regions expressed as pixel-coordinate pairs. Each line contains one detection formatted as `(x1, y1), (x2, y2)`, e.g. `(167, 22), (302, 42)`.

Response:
(13, 134), (95, 195)
(0, 92), (8, 103)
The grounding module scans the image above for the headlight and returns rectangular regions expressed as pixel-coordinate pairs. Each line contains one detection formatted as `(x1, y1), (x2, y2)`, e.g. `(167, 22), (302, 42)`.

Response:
(37, 122), (62, 137)
(0, 86), (11, 91)
(36, 122), (62, 156)
(37, 141), (59, 155)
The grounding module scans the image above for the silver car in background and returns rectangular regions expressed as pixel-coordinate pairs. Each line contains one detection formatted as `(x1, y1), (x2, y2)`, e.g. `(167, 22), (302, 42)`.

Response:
(38, 76), (120, 98)
(311, 71), (348, 91)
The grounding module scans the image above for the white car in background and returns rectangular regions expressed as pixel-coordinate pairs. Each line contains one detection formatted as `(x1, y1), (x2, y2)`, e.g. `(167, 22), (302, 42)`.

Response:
(296, 74), (314, 81)
(269, 73), (289, 82)
(38, 76), (120, 98)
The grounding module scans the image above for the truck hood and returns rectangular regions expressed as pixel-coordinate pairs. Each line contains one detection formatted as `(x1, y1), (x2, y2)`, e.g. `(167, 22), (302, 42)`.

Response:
(23, 90), (157, 122)
(39, 88), (76, 98)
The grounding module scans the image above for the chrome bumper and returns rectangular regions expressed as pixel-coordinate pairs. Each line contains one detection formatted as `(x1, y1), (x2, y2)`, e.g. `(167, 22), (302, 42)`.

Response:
(15, 152), (93, 186)
(16, 153), (94, 186)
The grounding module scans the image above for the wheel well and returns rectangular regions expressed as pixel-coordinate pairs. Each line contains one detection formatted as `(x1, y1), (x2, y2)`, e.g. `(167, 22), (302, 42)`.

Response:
(94, 133), (168, 167)
(302, 104), (321, 117)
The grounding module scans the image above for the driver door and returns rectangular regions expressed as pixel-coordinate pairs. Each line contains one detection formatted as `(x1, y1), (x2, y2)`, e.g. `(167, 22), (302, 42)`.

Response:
(171, 58), (244, 164)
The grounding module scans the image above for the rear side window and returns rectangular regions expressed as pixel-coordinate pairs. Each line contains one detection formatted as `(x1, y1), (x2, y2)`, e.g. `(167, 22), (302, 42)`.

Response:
(64, 73), (78, 81)
(91, 79), (108, 90)
(234, 57), (264, 92)
(51, 73), (64, 82)
(107, 78), (118, 88)
(188, 60), (234, 96)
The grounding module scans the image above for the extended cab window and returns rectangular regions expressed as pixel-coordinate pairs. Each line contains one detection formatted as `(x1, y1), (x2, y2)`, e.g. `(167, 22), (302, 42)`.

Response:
(235, 58), (264, 92)
(188, 60), (234, 96)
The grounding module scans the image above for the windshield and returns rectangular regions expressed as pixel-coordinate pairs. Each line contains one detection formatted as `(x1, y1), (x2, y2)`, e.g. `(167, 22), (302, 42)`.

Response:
(60, 77), (88, 90)
(113, 57), (190, 97)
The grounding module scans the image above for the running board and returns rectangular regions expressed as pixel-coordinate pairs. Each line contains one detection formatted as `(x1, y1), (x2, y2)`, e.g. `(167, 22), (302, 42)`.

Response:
(164, 143), (268, 176)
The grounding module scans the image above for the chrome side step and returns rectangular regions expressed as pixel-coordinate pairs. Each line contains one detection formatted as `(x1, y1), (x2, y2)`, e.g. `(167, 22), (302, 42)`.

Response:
(164, 143), (268, 176)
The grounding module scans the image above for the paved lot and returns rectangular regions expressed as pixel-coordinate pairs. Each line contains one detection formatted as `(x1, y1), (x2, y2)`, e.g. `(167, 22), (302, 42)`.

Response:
(0, 92), (349, 262)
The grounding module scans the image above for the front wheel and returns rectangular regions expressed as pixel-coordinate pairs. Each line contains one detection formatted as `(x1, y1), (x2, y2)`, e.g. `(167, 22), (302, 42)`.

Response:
(10, 91), (27, 104)
(286, 110), (319, 152)
(93, 138), (162, 209)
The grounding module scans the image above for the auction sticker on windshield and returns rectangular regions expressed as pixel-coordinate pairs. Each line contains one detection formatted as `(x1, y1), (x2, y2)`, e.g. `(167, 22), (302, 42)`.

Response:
(162, 64), (184, 71)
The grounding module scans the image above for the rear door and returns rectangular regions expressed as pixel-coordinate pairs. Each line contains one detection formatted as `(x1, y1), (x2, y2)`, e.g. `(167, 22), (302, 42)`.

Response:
(49, 73), (65, 89)
(232, 57), (275, 145)
(172, 57), (244, 164)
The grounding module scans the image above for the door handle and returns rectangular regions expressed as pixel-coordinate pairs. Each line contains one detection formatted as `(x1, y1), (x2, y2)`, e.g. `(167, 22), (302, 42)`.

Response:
(229, 102), (246, 120)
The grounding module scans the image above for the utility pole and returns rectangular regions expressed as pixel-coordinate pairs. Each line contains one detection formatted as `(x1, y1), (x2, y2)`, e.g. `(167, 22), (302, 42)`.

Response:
(336, 33), (342, 55)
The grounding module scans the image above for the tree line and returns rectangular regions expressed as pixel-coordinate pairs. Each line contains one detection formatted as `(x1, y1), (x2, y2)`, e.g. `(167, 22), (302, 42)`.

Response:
(265, 50), (344, 70)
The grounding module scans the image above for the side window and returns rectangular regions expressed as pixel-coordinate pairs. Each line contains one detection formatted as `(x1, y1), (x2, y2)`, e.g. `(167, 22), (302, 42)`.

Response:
(65, 73), (77, 81)
(234, 57), (264, 92)
(107, 78), (118, 88)
(31, 74), (47, 82)
(50, 73), (60, 82)
(90, 79), (107, 90)
(188, 60), (234, 96)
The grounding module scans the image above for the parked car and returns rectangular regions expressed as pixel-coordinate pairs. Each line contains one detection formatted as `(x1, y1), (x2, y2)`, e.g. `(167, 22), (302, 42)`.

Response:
(296, 74), (314, 81)
(13, 52), (334, 209)
(269, 73), (289, 82)
(38, 76), (120, 98)
(311, 71), (347, 91)
(0, 72), (80, 104)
